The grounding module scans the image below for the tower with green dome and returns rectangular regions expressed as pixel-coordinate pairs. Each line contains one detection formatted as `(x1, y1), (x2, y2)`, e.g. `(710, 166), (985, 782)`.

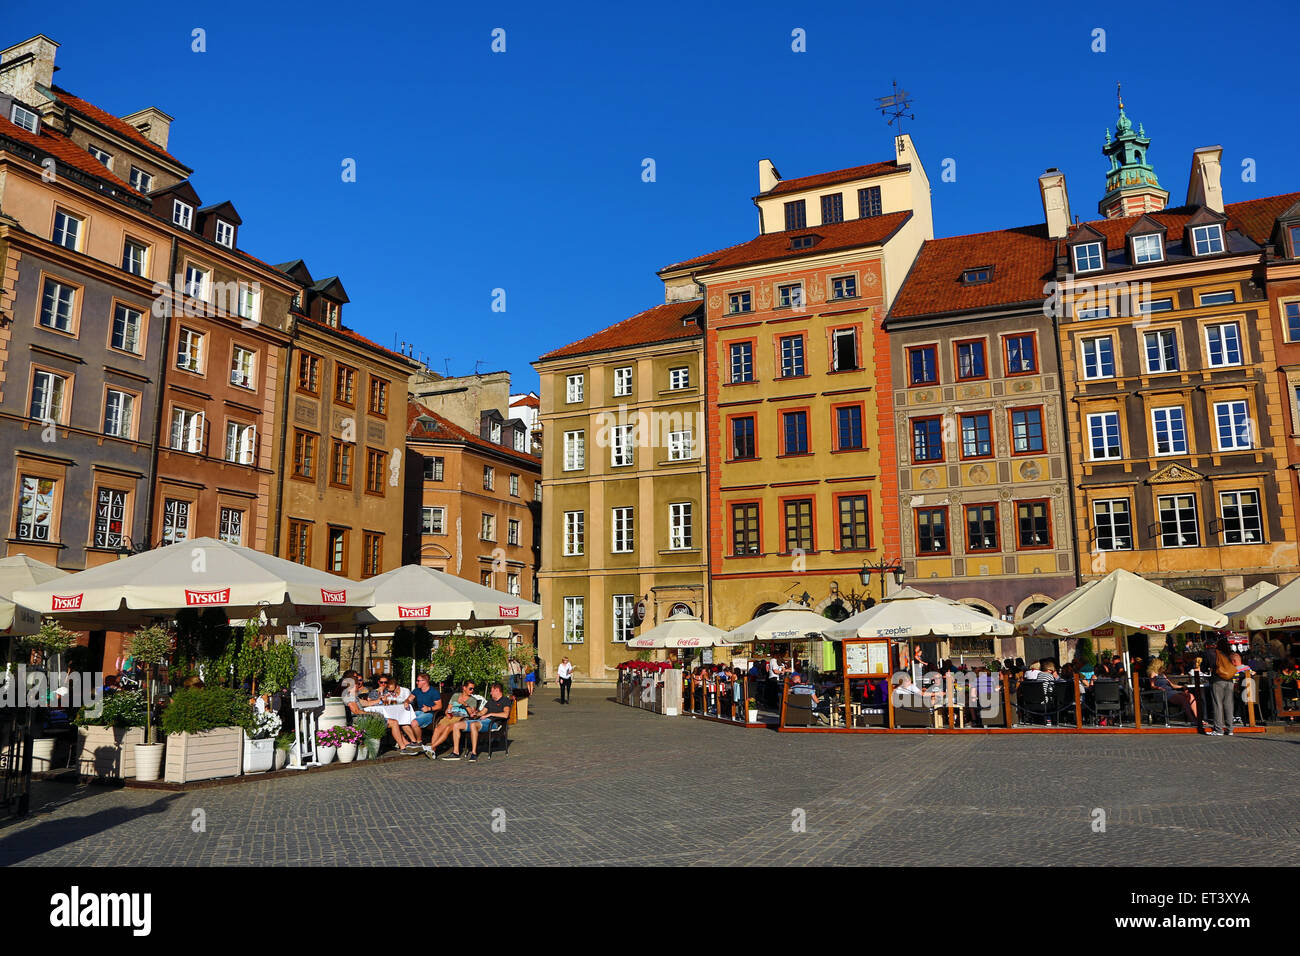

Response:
(1099, 85), (1169, 219)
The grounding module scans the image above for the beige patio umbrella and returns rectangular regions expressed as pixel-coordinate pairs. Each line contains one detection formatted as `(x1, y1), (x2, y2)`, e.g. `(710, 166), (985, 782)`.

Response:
(1227, 577), (1300, 632)
(353, 564), (541, 626)
(826, 586), (1014, 640)
(0, 554), (66, 636)
(1019, 568), (1226, 641)
(723, 601), (832, 643)
(13, 537), (372, 628)
(1214, 581), (1278, 620)
(627, 610), (733, 649)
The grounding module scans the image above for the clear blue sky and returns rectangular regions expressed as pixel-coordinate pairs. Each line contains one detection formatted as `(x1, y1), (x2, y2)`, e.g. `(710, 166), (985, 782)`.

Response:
(9, 0), (1300, 392)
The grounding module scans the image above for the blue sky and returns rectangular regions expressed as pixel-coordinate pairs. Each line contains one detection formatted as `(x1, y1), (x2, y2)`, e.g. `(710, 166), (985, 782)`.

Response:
(9, 0), (1300, 392)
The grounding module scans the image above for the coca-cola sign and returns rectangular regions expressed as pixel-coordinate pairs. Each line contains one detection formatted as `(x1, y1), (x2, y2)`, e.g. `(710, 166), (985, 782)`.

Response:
(51, 593), (83, 611)
(398, 605), (430, 619)
(185, 588), (230, 606)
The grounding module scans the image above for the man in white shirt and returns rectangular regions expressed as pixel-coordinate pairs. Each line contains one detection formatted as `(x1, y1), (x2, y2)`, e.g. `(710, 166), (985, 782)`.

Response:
(557, 657), (574, 704)
(766, 657), (784, 709)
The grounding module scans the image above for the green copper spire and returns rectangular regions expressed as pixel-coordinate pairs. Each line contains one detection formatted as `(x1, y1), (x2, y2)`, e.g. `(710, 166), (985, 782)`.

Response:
(1098, 84), (1167, 217)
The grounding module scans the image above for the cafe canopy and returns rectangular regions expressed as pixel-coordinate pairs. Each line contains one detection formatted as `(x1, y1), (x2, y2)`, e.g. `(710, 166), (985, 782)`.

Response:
(1018, 568), (1227, 639)
(825, 586), (1013, 641)
(723, 601), (832, 644)
(352, 564), (541, 627)
(1226, 576), (1300, 632)
(627, 610), (733, 649)
(0, 555), (66, 636)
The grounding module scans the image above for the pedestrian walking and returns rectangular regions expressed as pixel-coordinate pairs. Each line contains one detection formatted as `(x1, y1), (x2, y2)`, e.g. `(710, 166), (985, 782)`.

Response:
(557, 656), (574, 704)
(1207, 637), (1236, 736)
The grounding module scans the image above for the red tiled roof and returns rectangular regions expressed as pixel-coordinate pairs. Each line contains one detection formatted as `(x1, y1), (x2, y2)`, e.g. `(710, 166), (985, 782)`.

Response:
(660, 211), (911, 276)
(764, 160), (902, 197)
(888, 224), (1057, 319)
(52, 87), (184, 167)
(406, 404), (541, 465)
(512, 394), (540, 408)
(294, 312), (414, 367)
(1226, 192), (1300, 246)
(538, 300), (703, 361)
(0, 113), (145, 198)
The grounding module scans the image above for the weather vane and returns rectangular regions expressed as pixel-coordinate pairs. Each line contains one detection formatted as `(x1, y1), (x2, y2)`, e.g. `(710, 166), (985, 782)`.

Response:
(1117, 81), (1124, 110)
(876, 80), (915, 134)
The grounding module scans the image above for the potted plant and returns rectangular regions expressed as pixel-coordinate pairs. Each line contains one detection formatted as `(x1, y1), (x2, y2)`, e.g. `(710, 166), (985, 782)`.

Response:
(73, 688), (147, 779)
(242, 707), (282, 774)
(160, 687), (254, 783)
(19, 620), (80, 769)
(314, 724), (351, 765)
(273, 731), (295, 771)
(125, 625), (172, 781)
(747, 697), (759, 724)
(329, 724), (362, 763)
(353, 713), (386, 760)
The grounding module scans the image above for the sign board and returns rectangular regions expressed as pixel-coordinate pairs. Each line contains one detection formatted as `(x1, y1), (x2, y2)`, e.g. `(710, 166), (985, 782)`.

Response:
(634, 600), (647, 624)
(845, 640), (889, 677)
(289, 624), (323, 710)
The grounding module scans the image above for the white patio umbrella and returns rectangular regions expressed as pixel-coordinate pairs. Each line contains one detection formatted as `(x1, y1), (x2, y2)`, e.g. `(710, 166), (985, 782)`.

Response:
(1227, 577), (1300, 632)
(723, 601), (832, 644)
(0, 554), (66, 636)
(1019, 568), (1226, 639)
(353, 564), (541, 627)
(826, 586), (1014, 640)
(1214, 581), (1278, 620)
(13, 537), (373, 628)
(627, 610), (733, 649)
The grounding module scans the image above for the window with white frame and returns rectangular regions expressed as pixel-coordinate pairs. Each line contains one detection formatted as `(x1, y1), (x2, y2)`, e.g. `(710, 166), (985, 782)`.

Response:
(230, 346), (256, 388)
(728, 291), (752, 314)
(9, 104), (39, 133)
(169, 407), (204, 452)
(831, 275), (857, 299)
(610, 424), (634, 467)
(730, 342), (754, 383)
(1151, 406), (1188, 455)
(777, 282), (804, 309)
(129, 166), (152, 193)
(1213, 400), (1252, 450)
(1131, 233), (1164, 263)
(564, 511), (584, 555)
(831, 328), (858, 371)
(1092, 498), (1133, 551)
(17, 476), (55, 541)
(1136, 296), (1174, 314)
(183, 264), (209, 301)
(93, 488), (126, 548)
(172, 200), (193, 229)
(215, 220), (235, 248)
(611, 506), (634, 553)
(162, 498), (190, 544)
(1087, 411), (1122, 460)
(490, 422), (502, 443)
(219, 507), (243, 545)
(421, 506), (445, 534)
(1220, 490), (1262, 545)
(238, 284), (260, 323)
(1189, 223), (1225, 256)
(103, 388), (135, 439)
(668, 430), (693, 461)
(513, 429), (526, 451)
(225, 422), (257, 465)
(1199, 290), (1236, 306)
(566, 374), (584, 403)
(563, 596), (584, 643)
(39, 279), (76, 332)
(1072, 242), (1103, 272)
(509, 473), (519, 496)
(669, 502), (693, 550)
(507, 518), (520, 546)
(480, 513), (496, 541)
(88, 145), (113, 167)
(176, 327), (204, 372)
(780, 335), (805, 377)
(1158, 494), (1199, 547)
(1081, 336), (1115, 379)
(1205, 322), (1242, 367)
(1143, 328), (1178, 373)
(53, 210), (83, 251)
(507, 573), (521, 596)
(29, 369), (67, 423)
(122, 239), (148, 276)
(614, 366), (633, 396)
(669, 366), (690, 389)
(612, 594), (634, 643)
(483, 465), (495, 490)
(111, 303), (143, 354)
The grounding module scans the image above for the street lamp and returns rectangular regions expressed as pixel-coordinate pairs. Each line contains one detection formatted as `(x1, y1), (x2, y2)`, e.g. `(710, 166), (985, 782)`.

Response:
(859, 558), (905, 601)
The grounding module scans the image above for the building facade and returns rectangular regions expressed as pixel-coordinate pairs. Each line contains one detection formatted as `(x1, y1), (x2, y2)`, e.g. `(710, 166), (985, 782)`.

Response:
(533, 301), (709, 682)
(657, 137), (932, 629)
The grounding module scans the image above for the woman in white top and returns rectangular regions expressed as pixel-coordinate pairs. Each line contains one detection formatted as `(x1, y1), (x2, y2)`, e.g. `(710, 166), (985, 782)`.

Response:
(364, 675), (422, 752)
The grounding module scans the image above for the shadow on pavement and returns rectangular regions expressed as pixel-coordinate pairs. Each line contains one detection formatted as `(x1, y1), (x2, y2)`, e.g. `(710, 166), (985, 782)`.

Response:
(0, 791), (180, 865)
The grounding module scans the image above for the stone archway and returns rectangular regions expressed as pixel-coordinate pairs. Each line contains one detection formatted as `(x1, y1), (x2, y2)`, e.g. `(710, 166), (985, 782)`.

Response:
(1014, 593), (1055, 623)
(959, 597), (999, 617)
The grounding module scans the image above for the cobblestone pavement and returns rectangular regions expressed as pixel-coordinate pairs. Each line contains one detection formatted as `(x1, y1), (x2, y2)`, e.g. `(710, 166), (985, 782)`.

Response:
(2, 689), (1298, 866)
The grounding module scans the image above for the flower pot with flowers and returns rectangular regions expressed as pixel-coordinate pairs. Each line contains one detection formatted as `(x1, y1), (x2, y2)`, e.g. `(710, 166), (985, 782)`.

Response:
(242, 708), (282, 774)
(315, 724), (361, 764)
(747, 698), (759, 724)
(124, 625), (173, 781)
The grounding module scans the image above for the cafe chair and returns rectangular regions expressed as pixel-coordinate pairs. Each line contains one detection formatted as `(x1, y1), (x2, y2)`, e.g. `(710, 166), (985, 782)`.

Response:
(1139, 688), (1171, 727)
(1017, 681), (1052, 726)
(1088, 679), (1123, 727)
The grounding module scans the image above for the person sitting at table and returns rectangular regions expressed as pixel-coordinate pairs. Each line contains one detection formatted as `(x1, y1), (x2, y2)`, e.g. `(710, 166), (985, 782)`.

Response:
(1041, 661), (1060, 680)
(432, 680), (481, 758)
(1148, 659), (1199, 724)
(1023, 661), (1043, 681)
(366, 675), (422, 753)
(449, 682), (511, 762)
(893, 673), (930, 707)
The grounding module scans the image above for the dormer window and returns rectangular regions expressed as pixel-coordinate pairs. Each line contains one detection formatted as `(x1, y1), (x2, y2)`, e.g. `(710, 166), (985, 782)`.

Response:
(88, 145), (113, 168)
(1072, 241), (1104, 273)
(1288, 224), (1300, 258)
(1131, 233), (1164, 264)
(9, 104), (39, 133)
(129, 166), (153, 193)
(172, 200), (193, 230)
(789, 235), (818, 250)
(215, 220), (235, 248)
(323, 301), (339, 327)
(962, 267), (992, 285)
(490, 422), (502, 444)
(1189, 223), (1225, 256)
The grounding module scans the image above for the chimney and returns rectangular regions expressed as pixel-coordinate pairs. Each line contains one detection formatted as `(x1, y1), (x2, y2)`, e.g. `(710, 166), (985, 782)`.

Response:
(0, 35), (59, 104)
(1039, 168), (1071, 240)
(1186, 145), (1224, 214)
(121, 107), (174, 151)
(758, 158), (780, 194)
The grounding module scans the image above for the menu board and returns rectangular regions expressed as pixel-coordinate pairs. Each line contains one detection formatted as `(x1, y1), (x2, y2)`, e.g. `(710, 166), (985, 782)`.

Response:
(845, 640), (889, 677)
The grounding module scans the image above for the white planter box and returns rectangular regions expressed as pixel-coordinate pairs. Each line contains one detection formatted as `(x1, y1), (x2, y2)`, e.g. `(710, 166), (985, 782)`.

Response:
(76, 726), (146, 779)
(242, 733), (275, 774)
(164, 727), (244, 783)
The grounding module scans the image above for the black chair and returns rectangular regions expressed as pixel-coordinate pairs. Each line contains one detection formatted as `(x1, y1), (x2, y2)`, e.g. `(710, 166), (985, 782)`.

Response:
(1017, 680), (1052, 725)
(1140, 687), (1171, 727)
(482, 712), (511, 759)
(1089, 679), (1123, 727)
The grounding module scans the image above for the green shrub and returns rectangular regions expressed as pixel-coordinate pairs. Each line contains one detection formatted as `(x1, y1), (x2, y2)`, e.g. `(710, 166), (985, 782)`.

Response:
(352, 713), (387, 741)
(161, 687), (255, 736)
(274, 731), (296, 752)
(75, 689), (147, 728)
(1073, 637), (1097, 668)
(430, 636), (507, 691)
